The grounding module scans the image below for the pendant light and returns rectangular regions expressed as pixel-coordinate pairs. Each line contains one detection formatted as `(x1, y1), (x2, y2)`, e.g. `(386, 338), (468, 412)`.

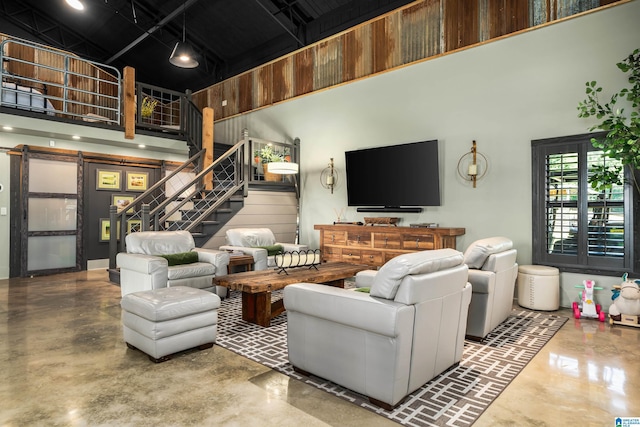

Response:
(169, 2), (199, 68)
(65, 0), (85, 10)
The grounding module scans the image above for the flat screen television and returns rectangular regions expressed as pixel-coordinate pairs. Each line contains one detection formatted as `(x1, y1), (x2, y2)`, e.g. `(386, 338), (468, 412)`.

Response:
(345, 140), (440, 212)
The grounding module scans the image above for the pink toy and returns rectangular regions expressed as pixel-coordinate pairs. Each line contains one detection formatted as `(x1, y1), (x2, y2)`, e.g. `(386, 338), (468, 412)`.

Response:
(573, 280), (605, 322)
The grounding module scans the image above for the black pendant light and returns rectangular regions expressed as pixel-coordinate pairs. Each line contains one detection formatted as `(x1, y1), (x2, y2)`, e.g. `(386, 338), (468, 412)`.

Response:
(169, 2), (199, 68)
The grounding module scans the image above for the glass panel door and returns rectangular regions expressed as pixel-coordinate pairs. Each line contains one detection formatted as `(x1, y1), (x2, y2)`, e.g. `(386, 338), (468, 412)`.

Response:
(25, 157), (79, 274)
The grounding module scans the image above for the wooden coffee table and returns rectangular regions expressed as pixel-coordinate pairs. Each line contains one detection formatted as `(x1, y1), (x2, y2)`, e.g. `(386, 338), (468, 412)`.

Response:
(214, 262), (370, 327)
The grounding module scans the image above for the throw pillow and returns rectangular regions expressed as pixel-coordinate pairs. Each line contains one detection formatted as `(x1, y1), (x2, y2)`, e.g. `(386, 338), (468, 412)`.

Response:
(159, 251), (199, 266)
(354, 287), (371, 293)
(253, 244), (283, 256)
(463, 236), (513, 269)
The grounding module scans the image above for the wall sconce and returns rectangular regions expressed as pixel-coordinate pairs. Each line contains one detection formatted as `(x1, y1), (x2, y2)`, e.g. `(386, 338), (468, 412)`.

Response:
(457, 140), (488, 188)
(320, 158), (337, 194)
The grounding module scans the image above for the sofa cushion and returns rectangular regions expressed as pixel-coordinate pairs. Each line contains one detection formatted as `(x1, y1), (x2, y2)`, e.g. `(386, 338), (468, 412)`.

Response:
(226, 228), (276, 247)
(463, 237), (513, 269)
(167, 262), (216, 280)
(253, 244), (283, 256)
(126, 230), (195, 255)
(370, 249), (464, 300)
(159, 251), (199, 266)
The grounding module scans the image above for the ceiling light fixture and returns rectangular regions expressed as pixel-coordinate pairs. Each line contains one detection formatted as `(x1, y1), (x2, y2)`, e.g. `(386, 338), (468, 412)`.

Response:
(169, 2), (199, 68)
(65, 0), (85, 11)
(267, 162), (299, 175)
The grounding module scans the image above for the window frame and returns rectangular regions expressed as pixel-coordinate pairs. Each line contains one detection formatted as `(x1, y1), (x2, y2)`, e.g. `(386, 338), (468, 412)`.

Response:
(532, 132), (636, 276)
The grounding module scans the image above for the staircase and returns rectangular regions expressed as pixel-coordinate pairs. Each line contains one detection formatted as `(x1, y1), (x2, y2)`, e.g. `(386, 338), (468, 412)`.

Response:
(107, 138), (251, 282)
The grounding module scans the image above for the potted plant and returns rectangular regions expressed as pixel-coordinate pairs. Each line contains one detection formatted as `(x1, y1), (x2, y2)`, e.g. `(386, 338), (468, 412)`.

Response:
(256, 146), (284, 181)
(140, 96), (158, 119)
(577, 48), (640, 193)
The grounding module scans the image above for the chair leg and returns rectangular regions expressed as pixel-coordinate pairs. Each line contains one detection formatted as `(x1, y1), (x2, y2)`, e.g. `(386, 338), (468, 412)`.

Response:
(369, 396), (405, 411)
(292, 365), (311, 377)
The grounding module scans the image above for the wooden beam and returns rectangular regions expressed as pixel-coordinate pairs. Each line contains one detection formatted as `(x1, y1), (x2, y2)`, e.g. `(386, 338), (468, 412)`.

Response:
(123, 66), (136, 140)
(202, 107), (214, 190)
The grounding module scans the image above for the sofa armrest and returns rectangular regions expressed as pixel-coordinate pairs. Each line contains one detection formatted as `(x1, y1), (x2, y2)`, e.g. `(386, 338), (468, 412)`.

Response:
(219, 245), (268, 270)
(284, 283), (410, 337)
(355, 270), (377, 288)
(278, 242), (309, 252)
(467, 269), (496, 294)
(116, 252), (168, 275)
(192, 248), (230, 275)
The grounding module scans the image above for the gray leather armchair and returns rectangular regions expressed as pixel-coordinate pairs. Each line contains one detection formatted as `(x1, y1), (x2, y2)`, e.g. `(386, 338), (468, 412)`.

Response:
(219, 228), (308, 270)
(116, 230), (230, 297)
(284, 249), (472, 409)
(463, 236), (518, 340)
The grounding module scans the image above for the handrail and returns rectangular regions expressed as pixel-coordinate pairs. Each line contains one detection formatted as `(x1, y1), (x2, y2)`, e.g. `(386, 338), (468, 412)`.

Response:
(135, 82), (202, 153)
(0, 38), (121, 124)
(108, 138), (250, 268)
(108, 149), (206, 268)
(150, 140), (246, 228)
(107, 130), (300, 269)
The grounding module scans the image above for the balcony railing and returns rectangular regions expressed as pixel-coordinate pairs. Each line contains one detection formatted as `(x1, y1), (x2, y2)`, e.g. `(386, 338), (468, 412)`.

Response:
(1, 38), (121, 124)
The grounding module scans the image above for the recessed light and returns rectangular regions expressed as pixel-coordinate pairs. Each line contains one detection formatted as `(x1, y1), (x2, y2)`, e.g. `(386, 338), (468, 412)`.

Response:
(66, 0), (85, 11)
(2, 126), (13, 131)
(138, 144), (146, 148)
(72, 135), (81, 140)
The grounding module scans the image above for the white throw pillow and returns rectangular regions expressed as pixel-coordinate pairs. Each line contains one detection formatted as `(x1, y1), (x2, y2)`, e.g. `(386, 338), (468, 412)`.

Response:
(463, 236), (513, 269)
(226, 228), (276, 247)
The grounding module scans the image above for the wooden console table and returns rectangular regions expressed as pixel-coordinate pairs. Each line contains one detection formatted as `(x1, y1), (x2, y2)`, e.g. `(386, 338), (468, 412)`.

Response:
(315, 224), (465, 267)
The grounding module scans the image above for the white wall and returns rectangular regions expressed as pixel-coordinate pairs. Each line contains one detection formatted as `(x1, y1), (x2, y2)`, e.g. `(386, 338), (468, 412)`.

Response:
(0, 114), (189, 279)
(213, 1), (640, 309)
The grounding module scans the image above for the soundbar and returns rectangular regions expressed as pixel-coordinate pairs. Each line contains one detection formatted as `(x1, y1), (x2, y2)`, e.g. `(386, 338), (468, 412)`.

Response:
(356, 207), (423, 213)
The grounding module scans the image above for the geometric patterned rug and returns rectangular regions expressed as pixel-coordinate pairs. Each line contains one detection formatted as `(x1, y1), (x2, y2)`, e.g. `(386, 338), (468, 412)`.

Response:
(216, 290), (567, 427)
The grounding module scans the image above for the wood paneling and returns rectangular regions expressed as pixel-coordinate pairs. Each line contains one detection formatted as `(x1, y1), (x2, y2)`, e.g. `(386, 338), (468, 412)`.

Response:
(203, 190), (298, 250)
(272, 57), (294, 103)
(402, 0), (442, 64)
(238, 73), (253, 113)
(314, 38), (342, 90)
(342, 25), (373, 82)
(294, 49), (314, 96)
(445, 0), (480, 51)
(372, 14), (402, 74)
(481, 0), (529, 40)
(189, 1), (624, 121)
(222, 78), (239, 116)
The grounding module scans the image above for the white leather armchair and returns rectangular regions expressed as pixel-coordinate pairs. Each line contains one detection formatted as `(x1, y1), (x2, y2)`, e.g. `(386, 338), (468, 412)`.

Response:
(116, 230), (230, 297)
(219, 228), (308, 270)
(463, 236), (518, 340)
(284, 249), (472, 409)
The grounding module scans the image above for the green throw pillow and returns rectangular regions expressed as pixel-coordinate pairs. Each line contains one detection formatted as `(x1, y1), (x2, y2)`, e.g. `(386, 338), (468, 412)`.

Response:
(159, 251), (199, 266)
(354, 287), (371, 293)
(253, 244), (283, 256)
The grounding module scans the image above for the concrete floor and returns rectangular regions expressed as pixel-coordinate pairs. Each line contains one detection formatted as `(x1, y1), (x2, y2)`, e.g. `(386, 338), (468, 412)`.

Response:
(1, 270), (638, 426)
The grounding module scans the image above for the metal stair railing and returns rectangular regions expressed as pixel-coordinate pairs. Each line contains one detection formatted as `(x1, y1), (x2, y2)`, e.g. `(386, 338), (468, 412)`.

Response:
(108, 139), (250, 269)
(147, 139), (247, 231)
(108, 149), (206, 268)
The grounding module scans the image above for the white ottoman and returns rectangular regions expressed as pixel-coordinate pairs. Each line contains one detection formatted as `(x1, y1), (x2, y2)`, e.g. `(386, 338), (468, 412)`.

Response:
(517, 265), (560, 311)
(121, 286), (221, 362)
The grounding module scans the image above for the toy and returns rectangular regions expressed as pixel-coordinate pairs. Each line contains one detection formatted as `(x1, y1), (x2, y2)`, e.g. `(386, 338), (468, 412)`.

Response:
(609, 273), (640, 327)
(573, 279), (606, 322)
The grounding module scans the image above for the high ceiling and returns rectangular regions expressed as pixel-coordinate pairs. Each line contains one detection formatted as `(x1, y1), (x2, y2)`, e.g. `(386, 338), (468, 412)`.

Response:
(0, 0), (416, 93)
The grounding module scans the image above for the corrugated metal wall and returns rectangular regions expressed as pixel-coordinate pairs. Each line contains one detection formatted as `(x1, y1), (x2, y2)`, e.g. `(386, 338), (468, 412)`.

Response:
(192, 0), (623, 121)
